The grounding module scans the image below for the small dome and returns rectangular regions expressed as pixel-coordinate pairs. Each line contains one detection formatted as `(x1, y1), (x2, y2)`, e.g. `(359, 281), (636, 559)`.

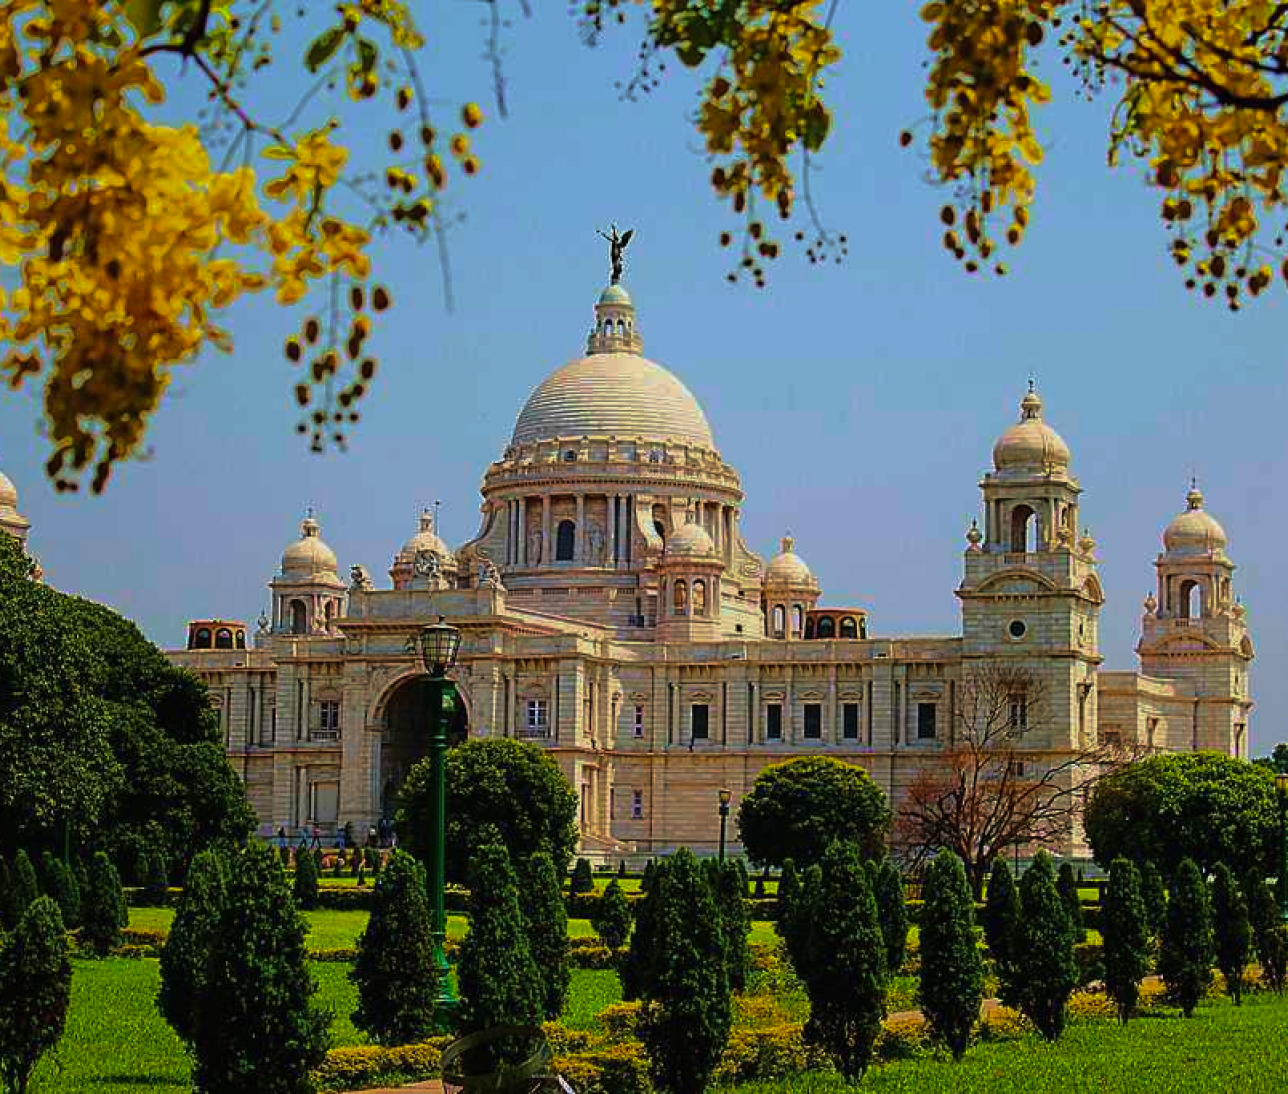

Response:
(0, 469), (17, 511)
(397, 508), (451, 561)
(666, 521), (715, 558)
(1163, 484), (1227, 553)
(992, 385), (1071, 473)
(598, 283), (632, 306)
(764, 535), (817, 588)
(281, 513), (339, 577)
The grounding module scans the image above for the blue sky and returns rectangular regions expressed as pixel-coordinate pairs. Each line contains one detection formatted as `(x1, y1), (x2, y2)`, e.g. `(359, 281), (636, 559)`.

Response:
(2, 5), (1283, 749)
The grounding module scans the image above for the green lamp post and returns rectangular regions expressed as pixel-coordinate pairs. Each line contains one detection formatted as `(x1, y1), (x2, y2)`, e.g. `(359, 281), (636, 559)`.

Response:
(1276, 771), (1288, 923)
(717, 788), (732, 863)
(411, 618), (463, 1015)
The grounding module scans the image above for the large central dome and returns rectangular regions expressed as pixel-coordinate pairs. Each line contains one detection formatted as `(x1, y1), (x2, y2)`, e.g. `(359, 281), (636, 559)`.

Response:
(511, 352), (715, 449)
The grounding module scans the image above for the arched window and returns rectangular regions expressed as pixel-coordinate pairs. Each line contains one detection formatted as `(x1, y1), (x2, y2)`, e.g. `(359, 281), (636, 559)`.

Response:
(838, 616), (857, 639)
(817, 616), (836, 639)
(555, 519), (576, 561)
(214, 628), (233, 649)
(1179, 578), (1201, 619)
(772, 605), (785, 637)
(235, 631), (247, 650)
(792, 605), (803, 636)
(804, 618), (816, 639)
(194, 628), (212, 649)
(693, 579), (707, 615)
(1010, 504), (1037, 553)
(289, 600), (308, 634)
(674, 579), (688, 614)
(860, 618), (869, 638)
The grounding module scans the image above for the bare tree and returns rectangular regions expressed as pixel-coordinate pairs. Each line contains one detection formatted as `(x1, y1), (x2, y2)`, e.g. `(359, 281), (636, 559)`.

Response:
(894, 664), (1133, 899)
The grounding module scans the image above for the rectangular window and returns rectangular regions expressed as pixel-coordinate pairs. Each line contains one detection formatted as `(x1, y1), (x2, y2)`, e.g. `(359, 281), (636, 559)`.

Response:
(916, 702), (937, 740)
(633, 704), (645, 738)
(692, 704), (709, 740)
(766, 703), (783, 741)
(803, 703), (822, 740)
(320, 700), (340, 731)
(526, 699), (549, 737)
(842, 703), (860, 741)
(631, 789), (644, 820)
(1009, 698), (1028, 731)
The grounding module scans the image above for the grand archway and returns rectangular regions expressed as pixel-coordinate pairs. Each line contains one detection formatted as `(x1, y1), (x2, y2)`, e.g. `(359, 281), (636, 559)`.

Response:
(378, 676), (469, 820)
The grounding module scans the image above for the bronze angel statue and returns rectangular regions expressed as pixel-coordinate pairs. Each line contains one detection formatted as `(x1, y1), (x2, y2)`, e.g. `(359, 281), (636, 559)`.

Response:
(598, 224), (634, 284)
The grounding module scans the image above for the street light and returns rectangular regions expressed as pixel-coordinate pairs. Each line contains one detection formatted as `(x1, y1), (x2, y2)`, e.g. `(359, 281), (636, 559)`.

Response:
(1276, 772), (1288, 922)
(410, 618), (463, 1017)
(717, 788), (732, 863)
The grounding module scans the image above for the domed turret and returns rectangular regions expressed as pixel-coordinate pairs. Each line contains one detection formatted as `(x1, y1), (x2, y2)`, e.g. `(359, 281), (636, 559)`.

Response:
(0, 466), (31, 544)
(666, 521), (716, 559)
(281, 512), (339, 578)
(992, 384), (1071, 474)
(763, 535), (820, 640)
(764, 535), (817, 591)
(390, 507), (457, 590)
(1162, 482), (1227, 555)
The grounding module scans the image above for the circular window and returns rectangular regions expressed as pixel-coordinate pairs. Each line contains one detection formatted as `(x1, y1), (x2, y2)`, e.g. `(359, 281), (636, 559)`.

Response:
(1008, 619), (1027, 640)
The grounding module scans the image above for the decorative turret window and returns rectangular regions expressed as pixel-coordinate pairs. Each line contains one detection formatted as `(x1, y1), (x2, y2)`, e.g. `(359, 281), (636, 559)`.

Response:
(817, 617), (836, 639)
(289, 600), (308, 634)
(693, 579), (707, 615)
(555, 520), (576, 562)
(839, 616), (858, 639)
(215, 628), (233, 649)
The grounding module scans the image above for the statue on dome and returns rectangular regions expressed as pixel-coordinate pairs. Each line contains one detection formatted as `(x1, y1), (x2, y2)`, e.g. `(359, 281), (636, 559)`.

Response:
(349, 564), (373, 591)
(598, 223), (634, 284)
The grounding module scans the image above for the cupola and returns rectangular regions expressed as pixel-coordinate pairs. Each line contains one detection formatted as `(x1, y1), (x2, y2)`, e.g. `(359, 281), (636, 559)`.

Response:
(991, 383), (1072, 475)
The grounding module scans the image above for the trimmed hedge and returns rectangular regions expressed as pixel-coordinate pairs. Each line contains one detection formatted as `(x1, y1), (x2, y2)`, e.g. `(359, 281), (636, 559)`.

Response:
(312, 1039), (450, 1091)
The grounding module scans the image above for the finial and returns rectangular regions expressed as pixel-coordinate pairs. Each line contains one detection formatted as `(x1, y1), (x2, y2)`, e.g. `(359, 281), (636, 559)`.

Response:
(1028, 374), (1036, 393)
(966, 519), (983, 550)
(597, 223), (634, 284)
(781, 533), (794, 554)
(302, 507), (319, 536)
(434, 499), (442, 532)
(1186, 478), (1204, 510)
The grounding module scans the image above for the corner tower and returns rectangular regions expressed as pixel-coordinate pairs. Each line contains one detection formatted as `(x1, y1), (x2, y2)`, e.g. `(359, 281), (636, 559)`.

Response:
(1138, 483), (1253, 755)
(958, 386), (1104, 746)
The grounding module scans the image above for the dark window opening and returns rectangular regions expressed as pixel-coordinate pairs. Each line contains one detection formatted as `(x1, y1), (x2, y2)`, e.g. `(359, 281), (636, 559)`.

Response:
(215, 628), (233, 650)
(804, 703), (822, 739)
(1010, 504), (1037, 553)
(843, 703), (860, 740)
(692, 704), (709, 740)
(916, 702), (937, 740)
(235, 631), (247, 650)
(804, 618), (816, 639)
(816, 617), (836, 639)
(194, 628), (212, 649)
(766, 703), (783, 740)
(839, 617), (857, 639)
(555, 520), (576, 562)
(289, 601), (308, 635)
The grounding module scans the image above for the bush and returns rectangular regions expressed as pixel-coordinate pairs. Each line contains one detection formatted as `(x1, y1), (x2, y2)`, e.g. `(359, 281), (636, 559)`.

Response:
(571, 857), (595, 895)
(142, 849), (169, 908)
(521, 851), (570, 1020)
(591, 878), (633, 952)
(294, 844), (320, 911)
(918, 850), (984, 1060)
(1141, 859), (1167, 936)
(709, 859), (751, 992)
(736, 756), (890, 870)
(191, 845), (329, 1092)
(43, 855), (81, 928)
(1159, 857), (1213, 1018)
(874, 858), (908, 976)
(1246, 869), (1287, 993)
(456, 843), (544, 1037)
(0, 897), (72, 1094)
(554, 1044), (653, 1094)
(1005, 851), (1076, 1041)
(351, 851), (437, 1045)
(1102, 857), (1149, 1022)
(0, 858), (15, 932)
(982, 858), (1020, 972)
(158, 850), (227, 1044)
(311, 1039), (449, 1092)
(1211, 863), (1251, 1005)
(10, 851), (39, 926)
(80, 851), (127, 955)
(1057, 862), (1086, 943)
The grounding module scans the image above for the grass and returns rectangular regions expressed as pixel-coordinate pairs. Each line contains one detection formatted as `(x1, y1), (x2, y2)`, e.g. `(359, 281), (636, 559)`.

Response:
(721, 993), (1288, 1092)
(562, 970), (623, 1029)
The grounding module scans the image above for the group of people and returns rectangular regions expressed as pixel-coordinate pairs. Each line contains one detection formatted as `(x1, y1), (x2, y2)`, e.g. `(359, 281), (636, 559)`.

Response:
(272, 816), (398, 851)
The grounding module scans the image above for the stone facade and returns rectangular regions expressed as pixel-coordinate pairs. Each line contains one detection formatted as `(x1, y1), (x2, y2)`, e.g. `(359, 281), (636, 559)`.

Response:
(142, 281), (1254, 862)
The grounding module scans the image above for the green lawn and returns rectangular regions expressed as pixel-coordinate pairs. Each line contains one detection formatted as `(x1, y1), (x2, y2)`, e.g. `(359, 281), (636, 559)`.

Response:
(722, 993), (1288, 1092)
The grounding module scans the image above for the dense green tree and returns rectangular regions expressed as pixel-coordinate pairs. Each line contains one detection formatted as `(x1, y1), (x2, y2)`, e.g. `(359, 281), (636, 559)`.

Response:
(777, 859), (822, 981)
(0, 897), (72, 1094)
(80, 851), (126, 955)
(1253, 743), (1288, 774)
(398, 737), (578, 885)
(874, 859), (909, 976)
(1140, 860), (1168, 937)
(981, 857), (1020, 973)
(1245, 871), (1288, 994)
(620, 863), (660, 1002)
(571, 857), (595, 895)
(1086, 753), (1277, 879)
(0, 858), (16, 931)
(1159, 858), (1214, 1018)
(591, 878), (633, 951)
(1211, 864), (1251, 1005)
(795, 840), (885, 1081)
(191, 844), (329, 1092)
(292, 845), (319, 911)
(635, 848), (732, 1094)
(1004, 851), (1077, 1041)
(703, 858), (751, 993)
(10, 851), (39, 924)
(158, 850), (227, 1045)
(456, 843), (544, 1035)
(641, 859), (656, 893)
(143, 848), (170, 908)
(1102, 858), (1149, 1023)
(736, 757), (890, 870)
(42, 855), (80, 928)
(1056, 862), (1086, 943)
(519, 851), (570, 1020)
(351, 852), (437, 1045)
(918, 850), (985, 1060)
(0, 535), (252, 874)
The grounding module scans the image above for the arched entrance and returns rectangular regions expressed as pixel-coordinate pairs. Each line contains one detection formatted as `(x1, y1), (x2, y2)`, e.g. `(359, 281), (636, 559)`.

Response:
(378, 676), (469, 820)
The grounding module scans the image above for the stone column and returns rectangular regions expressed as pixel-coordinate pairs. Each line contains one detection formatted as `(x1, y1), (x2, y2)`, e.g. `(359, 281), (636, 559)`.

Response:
(518, 497), (528, 565)
(576, 494), (586, 563)
(542, 495), (552, 567)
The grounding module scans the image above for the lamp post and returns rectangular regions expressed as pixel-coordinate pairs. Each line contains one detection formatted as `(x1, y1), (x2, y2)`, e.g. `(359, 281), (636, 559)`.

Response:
(717, 788), (732, 863)
(410, 618), (463, 1016)
(1276, 772), (1288, 923)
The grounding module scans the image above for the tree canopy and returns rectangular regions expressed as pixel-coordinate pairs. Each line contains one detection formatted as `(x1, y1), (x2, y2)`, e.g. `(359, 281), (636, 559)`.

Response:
(1084, 751), (1278, 878)
(1, 2), (1280, 491)
(0, 533), (253, 872)
(737, 756), (889, 870)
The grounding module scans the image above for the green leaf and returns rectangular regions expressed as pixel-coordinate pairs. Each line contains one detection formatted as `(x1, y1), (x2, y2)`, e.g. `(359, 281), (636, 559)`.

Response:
(305, 27), (346, 73)
(123, 0), (167, 37)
